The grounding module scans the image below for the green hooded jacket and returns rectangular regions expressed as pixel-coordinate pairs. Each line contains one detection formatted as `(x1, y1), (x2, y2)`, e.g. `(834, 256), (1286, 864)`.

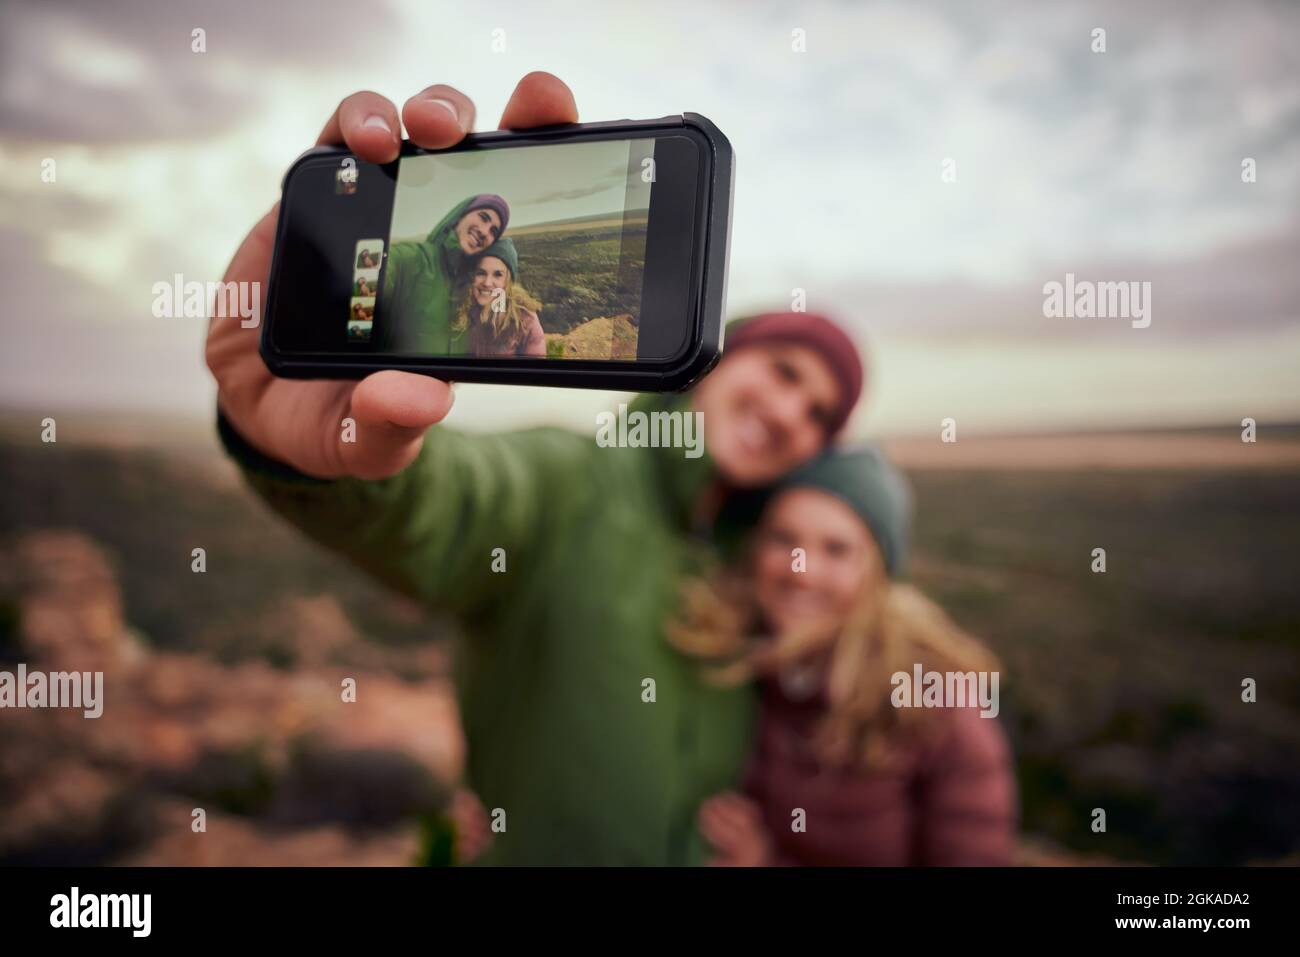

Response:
(381, 197), (476, 355)
(217, 394), (756, 865)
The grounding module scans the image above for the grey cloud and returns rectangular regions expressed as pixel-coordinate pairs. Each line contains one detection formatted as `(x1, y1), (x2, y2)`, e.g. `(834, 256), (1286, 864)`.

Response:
(0, 186), (116, 232)
(0, 224), (213, 418)
(515, 163), (629, 206)
(0, 0), (399, 144)
(520, 183), (620, 205)
(814, 222), (1300, 343)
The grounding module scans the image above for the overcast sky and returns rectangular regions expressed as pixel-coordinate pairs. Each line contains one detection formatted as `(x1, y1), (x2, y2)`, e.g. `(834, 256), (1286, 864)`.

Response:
(1, 0), (1297, 436)
(390, 139), (637, 239)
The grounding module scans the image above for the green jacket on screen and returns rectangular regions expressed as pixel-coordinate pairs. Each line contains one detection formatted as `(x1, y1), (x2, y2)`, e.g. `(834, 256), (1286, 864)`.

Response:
(380, 198), (474, 356)
(217, 394), (755, 865)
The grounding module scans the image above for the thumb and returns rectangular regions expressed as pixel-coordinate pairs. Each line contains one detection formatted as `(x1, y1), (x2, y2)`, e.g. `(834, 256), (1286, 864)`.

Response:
(338, 371), (455, 479)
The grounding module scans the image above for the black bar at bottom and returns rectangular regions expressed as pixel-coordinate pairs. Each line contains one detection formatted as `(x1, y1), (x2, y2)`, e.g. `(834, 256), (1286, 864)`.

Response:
(0, 865), (1289, 943)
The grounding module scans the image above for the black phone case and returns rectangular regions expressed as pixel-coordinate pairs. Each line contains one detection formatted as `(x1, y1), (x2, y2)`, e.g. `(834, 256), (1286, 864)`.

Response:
(260, 114), (734, 392)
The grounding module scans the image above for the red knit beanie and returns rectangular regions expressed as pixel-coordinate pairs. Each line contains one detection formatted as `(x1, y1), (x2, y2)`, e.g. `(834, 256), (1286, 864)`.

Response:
(465, 193), (510, 236)
(722, 312), (865, 434)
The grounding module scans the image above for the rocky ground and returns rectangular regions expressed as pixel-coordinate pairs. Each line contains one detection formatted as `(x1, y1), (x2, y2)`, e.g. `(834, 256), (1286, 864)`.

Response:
(546, 314), (638, 359)
(0, 530), (462, 865)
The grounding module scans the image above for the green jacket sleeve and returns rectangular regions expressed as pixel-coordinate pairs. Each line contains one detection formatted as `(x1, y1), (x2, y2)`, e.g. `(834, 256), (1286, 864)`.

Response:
(217, 411), (585, 623)
(381, 239), (419, 303)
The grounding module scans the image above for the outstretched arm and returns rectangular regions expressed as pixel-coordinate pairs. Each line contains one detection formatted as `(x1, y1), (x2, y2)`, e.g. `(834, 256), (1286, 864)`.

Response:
(219, 410), (588, 620)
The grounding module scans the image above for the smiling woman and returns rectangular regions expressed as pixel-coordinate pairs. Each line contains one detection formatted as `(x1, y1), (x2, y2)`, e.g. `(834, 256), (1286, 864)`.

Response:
(453, 237), (547, 358)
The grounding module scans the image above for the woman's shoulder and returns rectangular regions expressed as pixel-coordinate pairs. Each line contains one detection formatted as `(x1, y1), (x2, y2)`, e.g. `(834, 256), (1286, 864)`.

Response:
(921, 703), (1011, 773)
(517, 309), (546, 355)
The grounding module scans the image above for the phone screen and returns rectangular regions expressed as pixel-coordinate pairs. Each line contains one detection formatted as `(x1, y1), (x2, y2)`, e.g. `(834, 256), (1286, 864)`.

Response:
(270, 132), (704, 366)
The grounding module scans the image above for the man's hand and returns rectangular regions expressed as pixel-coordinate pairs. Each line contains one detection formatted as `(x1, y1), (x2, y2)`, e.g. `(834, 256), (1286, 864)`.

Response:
(205, 73), (579, 480)
(699, 791), (775, 867)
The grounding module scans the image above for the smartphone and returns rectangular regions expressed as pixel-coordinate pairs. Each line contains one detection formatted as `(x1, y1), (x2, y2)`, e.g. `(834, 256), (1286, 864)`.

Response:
(260, 114), (733, 392)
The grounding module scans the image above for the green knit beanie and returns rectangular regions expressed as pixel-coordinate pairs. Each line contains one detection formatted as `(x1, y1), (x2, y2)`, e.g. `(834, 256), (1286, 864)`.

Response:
(474, 237), (519, 280)
(775, 443), (913, 577)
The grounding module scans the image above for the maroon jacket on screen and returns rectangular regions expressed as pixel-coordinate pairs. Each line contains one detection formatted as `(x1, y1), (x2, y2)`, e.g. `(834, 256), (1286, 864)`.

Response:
(743, 675), (1017, 866)
(466, 309), (546, 358)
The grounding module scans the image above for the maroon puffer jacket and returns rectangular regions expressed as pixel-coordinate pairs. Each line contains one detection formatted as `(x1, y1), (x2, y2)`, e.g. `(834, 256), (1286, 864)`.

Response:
(466, 309), (546, 358)
(743, 675), (1017, 866)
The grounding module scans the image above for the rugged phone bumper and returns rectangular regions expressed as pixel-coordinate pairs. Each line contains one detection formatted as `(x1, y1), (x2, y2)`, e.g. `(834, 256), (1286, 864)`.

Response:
(260, 113), (734, 393)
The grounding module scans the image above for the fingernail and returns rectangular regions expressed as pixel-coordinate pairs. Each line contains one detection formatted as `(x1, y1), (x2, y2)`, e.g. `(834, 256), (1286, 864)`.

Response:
(362, 114), (392, 134)
(427, 97), (461, 125)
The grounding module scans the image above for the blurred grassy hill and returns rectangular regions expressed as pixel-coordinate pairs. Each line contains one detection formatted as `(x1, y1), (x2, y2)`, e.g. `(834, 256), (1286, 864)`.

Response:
(510, 220), (645, 334)
(0, 412), (444, 666)
(900, 463), (1300, 864)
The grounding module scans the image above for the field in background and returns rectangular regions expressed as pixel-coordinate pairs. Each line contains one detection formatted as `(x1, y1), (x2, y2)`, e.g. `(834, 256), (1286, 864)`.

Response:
(1, 417), (1298, 865)
(510, 220), (646, 335)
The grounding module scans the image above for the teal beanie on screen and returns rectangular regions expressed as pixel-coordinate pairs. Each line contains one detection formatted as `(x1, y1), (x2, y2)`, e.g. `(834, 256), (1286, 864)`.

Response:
(475, 236), (519, 279)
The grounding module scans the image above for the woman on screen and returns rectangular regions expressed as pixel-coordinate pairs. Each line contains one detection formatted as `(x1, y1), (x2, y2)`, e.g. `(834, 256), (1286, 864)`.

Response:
(453, 237), (546, 358)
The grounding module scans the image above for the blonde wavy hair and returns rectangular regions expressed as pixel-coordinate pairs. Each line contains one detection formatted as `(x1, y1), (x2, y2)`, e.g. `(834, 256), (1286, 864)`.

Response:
(666, 559), (1000, 771)
(453, 270), (543, 343)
